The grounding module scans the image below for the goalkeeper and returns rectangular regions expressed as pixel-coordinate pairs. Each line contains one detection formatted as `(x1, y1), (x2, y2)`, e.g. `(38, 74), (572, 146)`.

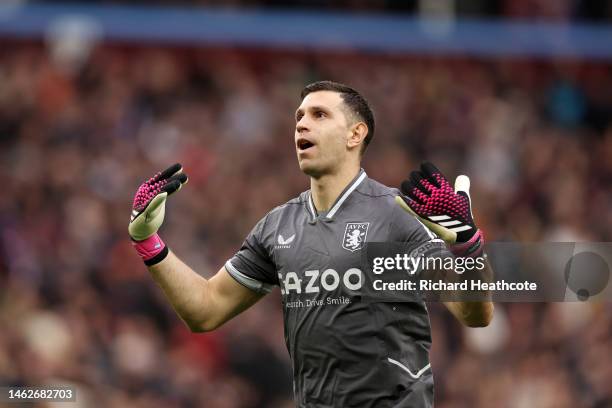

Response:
(129, 81), (493, 407)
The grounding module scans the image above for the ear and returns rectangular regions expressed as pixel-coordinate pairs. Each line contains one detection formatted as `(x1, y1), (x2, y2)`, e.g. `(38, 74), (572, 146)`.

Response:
(347, 122), (368, 150)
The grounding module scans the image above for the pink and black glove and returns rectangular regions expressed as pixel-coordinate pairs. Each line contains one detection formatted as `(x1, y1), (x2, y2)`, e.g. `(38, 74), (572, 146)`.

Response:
(395, 162), (484, 258)
(129, 163), (188, 266)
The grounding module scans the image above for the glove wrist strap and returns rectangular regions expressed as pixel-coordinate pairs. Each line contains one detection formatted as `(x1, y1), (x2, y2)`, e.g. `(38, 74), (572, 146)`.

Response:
(450, 229), (484, 258)
(131, 233), (169, 266)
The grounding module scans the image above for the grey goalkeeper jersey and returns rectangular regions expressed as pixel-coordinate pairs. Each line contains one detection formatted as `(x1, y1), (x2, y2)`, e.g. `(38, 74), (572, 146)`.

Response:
(226, 169), (437, 408)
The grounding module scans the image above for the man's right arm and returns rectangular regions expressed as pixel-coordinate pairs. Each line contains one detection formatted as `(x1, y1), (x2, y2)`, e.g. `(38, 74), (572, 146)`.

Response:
(148, 251), (264, 332)
(128, 164), (265, 332)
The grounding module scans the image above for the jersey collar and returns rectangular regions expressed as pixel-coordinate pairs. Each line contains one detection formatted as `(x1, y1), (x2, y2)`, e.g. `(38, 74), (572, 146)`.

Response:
(307, 169), (367, 222)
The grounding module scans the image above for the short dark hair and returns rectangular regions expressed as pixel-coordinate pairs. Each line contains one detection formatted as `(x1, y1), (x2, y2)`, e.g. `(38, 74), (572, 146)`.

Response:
(300, 80), (375, 154)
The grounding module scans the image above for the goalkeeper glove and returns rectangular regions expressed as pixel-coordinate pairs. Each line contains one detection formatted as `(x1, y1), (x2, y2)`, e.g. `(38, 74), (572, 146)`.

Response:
(395, 162), (484, 258)
(129, 163), (188, 265)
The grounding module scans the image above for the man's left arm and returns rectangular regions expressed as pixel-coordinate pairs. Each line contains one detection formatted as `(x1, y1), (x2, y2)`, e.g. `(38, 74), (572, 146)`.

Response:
(396, 162), (494, 327)
(443, 257), (494, 327)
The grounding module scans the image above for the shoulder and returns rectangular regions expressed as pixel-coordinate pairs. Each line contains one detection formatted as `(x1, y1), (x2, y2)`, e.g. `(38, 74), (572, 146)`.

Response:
(252, 191), (309, 237)
(355, 176), (435, 240)
(353, 176), (401, 212)
(265, 191), (308, 220)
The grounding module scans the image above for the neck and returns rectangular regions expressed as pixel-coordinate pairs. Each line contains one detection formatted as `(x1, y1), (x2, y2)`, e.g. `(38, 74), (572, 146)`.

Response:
(310, 163), (360, 212)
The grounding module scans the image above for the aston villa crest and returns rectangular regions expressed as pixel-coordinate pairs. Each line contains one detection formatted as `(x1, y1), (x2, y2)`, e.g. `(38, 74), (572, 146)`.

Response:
(342, 222), (370, 252)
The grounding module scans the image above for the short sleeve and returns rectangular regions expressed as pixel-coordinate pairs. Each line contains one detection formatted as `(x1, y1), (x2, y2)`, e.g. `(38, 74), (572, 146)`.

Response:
(226, 215), (278, 294)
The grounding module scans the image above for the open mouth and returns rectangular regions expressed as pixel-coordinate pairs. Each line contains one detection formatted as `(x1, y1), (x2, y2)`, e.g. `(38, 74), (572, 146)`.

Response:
(297, 138), (315, 151)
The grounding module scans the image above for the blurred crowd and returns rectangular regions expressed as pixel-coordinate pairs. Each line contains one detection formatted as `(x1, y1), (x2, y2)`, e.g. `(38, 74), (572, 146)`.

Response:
(0, 40), (611, 408)
(27, 0), (612, 22)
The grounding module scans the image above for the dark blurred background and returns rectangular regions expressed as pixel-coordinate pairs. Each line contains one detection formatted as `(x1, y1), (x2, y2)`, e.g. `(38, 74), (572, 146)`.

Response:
(21, 0), (612, 21)
(0, 1), (611, 407)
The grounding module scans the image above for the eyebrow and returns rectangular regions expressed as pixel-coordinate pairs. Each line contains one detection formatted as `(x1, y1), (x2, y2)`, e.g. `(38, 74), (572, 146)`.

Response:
(295, 105), (330, 119)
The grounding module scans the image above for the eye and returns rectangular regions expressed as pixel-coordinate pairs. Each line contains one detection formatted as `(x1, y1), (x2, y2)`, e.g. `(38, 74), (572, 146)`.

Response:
(314, 110), (326, 118)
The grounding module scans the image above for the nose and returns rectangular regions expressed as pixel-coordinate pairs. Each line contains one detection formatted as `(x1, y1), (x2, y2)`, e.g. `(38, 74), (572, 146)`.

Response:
(296, 123), (308, 133)
(296, 116), (309, 133)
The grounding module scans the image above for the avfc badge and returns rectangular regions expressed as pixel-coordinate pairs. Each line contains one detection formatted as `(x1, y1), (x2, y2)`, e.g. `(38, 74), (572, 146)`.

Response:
(342, 222), (370, 252)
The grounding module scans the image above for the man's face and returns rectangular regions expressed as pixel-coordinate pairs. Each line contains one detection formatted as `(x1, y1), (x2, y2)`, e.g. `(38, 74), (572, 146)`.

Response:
(294, 91), (354, 178)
